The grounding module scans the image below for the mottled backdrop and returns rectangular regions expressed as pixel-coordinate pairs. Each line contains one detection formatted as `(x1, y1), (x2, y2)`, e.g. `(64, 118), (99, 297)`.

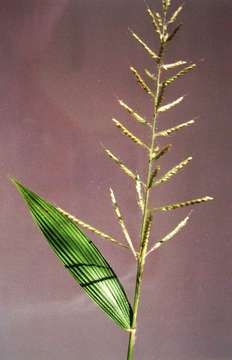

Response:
(1, 1), (231, 359)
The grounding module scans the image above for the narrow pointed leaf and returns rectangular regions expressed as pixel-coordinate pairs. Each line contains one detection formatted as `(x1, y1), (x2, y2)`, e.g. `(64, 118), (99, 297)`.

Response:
(12, 179), (133, 331)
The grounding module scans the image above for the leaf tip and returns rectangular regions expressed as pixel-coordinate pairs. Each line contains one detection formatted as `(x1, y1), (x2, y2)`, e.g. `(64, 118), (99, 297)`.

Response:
(9, 176), (24, 193)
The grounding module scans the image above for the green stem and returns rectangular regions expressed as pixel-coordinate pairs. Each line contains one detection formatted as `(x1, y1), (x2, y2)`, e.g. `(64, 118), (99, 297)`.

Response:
(126, 59), (163, 360)
(126, 17), (166, 360)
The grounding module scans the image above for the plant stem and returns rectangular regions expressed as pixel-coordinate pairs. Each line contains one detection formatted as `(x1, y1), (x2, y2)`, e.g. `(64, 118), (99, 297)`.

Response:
(126, 19), (166, 360)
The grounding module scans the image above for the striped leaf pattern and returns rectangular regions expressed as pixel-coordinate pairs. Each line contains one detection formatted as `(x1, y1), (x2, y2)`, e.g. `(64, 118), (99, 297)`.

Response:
(12, 179), (133, 331)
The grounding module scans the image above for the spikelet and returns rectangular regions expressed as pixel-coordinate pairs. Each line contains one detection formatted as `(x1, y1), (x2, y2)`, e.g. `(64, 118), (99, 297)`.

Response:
(163, 64), (196, 87)
(112, 118), (149, 150)
(155, 157), (192, 185)
(157, 82), (166, 109)
(167, 24), (182, 42)
(130, 30), (159, 61)
(146, 7), (162, 38)
(157, 119), (195, 136)
(57, 207), (127, 248)
(153, 196), (214, 212)
(130, 66), (154, 97)
(162, 0), (171, 13)
(146, 213), (191, 256)
(168, 5), (183, 24)
(151, 144), (172, 161)
(110, 188), (137, 259)
(148, 166), (160, 189)
(103, 146), (137, 181)
(136, 175), (144, 212)
(158, 95), (184, 113)
(154, 11), (163, 27)
(144, 69), (156, 81)
(162, 60), (187, 70)
(141, 211), (153, 247)
(118, 99), (152, 128)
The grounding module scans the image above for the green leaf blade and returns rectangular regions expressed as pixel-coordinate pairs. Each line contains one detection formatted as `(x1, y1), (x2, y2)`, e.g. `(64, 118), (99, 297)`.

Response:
(12, 178), (133, 331)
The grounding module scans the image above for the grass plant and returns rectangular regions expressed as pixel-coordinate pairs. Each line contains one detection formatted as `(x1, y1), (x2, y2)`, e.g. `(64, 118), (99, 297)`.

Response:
(12, 0), (213, 358)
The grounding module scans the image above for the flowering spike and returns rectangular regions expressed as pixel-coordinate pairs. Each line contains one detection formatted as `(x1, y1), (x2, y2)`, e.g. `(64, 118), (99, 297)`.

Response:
(151, 144), (172, 161)
(158, 95), (184, 113)
(162, 60), (187, 70)
(168, 5), (183, 24)
(157, 119), (195, 137)
(130, 30), (159, 61)
(153, 196), (214, 212)
(163, 64), (197, 87)
(110, 188), (137, 259)
(112, 118), (149, 150)
(57, 207), (128, 249)
(146, 7), (162, 38)
(146, 213), (191, 256)
(155, 157), (192, 185)
(103, 146), (137, 181)
(130, 66), (154, 97)
(118, 99), (151, 127)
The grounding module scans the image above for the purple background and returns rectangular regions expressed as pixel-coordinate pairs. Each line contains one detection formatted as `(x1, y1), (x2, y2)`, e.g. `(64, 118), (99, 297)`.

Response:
(1, 1), (231, 359)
